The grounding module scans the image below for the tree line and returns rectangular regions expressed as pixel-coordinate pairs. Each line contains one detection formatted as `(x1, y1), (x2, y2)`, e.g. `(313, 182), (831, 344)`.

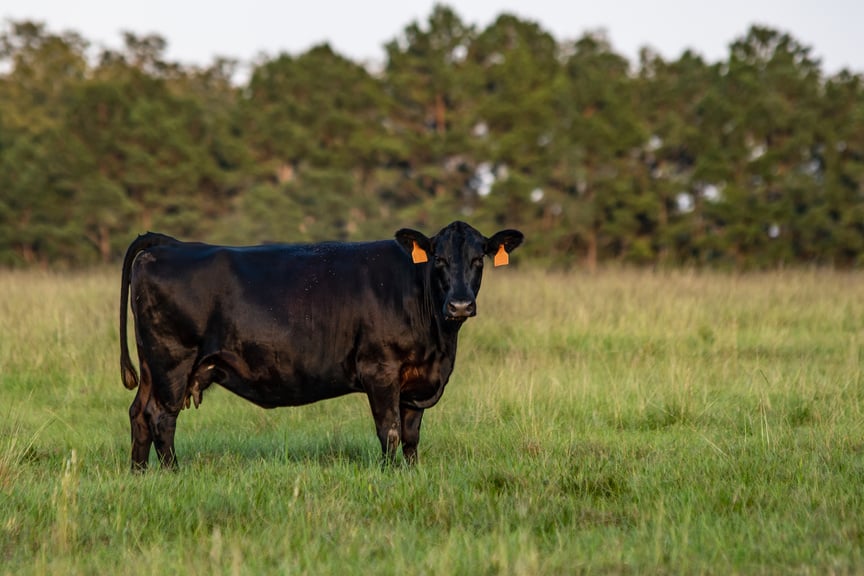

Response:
(1, 5), (862, 269)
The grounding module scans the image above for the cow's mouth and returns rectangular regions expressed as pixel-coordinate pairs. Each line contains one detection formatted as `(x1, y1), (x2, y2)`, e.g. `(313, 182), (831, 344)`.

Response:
(445, 315), (470, 322)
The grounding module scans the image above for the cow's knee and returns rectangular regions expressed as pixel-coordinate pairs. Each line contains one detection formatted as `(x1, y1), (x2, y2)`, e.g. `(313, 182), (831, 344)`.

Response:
(376, 422), (400, 466)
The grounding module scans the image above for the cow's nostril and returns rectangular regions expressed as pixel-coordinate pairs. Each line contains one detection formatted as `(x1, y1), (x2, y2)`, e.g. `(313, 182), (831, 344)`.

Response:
(446, 300), (476, 319)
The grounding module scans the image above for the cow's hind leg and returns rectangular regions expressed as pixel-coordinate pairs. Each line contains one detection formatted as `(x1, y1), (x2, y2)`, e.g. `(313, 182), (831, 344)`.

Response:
(148, 366), (189, 470)
(129, 362), (153, 472)
(129, 362), (163, 472)
(147, 401), (180, 469)
(132, 360), (188, 471)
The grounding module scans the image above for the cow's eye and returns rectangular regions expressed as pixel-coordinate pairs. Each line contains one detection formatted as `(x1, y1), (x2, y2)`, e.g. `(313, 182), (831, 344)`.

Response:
(472, 257), (484, 268)
(434, 256), (449, 268)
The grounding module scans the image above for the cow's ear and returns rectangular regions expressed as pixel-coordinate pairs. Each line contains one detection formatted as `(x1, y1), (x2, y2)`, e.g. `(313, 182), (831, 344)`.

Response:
(395, 228), (433, 264)
(486, 229), (524, 267)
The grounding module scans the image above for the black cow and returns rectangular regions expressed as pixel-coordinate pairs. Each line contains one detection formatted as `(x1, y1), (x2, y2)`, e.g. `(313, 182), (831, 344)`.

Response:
(120, 221), (523, 470)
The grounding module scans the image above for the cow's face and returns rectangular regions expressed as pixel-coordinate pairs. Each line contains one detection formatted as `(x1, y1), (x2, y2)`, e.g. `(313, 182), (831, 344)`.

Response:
(396, 221), (524, 322)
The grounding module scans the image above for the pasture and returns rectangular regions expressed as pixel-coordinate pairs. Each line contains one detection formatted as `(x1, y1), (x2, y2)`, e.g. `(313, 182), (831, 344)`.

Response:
(1, 267), (863, 574)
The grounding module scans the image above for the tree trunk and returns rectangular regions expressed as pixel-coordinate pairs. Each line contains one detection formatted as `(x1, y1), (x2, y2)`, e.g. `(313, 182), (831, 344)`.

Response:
(98, 225), (111, 264)
(585, 227), (597, 273)
(435, 93), (446, 135)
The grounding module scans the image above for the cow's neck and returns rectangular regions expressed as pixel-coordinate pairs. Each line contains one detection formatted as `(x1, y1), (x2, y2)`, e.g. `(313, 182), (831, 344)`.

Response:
(433, 314), (462, 362)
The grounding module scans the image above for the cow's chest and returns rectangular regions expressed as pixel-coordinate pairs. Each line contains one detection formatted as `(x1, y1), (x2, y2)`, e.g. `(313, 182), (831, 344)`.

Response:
(398, 352), (454, 406)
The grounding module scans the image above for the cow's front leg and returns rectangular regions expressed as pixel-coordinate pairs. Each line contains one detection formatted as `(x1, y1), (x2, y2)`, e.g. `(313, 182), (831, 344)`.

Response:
(359, 352), (406, 466)
(366, 387), (401, 466)
(366, 372), (402, 464)
(400, 406), (424, 466)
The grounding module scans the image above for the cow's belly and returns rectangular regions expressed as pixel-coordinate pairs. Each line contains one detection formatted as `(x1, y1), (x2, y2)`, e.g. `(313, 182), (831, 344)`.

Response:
(222, 374), (360, 408)
(192, 347), (361, 409)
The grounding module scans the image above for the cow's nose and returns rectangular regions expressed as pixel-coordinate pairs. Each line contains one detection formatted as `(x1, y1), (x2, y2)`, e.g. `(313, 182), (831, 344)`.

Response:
(446, 299), (476, 319)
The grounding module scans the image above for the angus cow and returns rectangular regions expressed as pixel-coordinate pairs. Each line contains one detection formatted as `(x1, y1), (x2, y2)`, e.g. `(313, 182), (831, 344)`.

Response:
(120, 221), (523, 470)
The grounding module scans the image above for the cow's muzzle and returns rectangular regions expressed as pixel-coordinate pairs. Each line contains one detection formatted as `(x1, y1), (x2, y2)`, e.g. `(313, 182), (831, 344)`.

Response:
(445, 299), (476, 321)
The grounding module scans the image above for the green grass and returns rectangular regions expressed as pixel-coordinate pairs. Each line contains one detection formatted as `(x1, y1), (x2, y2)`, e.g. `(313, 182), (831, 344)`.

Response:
(2, 267), (863, 574)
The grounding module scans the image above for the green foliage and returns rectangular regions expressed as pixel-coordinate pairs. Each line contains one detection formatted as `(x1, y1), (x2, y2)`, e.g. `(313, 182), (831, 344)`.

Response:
(0, 10), (863, 267)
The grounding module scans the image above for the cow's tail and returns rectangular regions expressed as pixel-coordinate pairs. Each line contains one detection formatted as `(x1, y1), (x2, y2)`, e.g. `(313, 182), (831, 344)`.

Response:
(120, 232), (180, 390)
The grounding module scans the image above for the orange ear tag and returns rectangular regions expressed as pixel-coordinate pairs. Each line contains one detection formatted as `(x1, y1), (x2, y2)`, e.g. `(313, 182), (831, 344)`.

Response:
(411, 241), (428, 264)
(493, 244), (509, 267)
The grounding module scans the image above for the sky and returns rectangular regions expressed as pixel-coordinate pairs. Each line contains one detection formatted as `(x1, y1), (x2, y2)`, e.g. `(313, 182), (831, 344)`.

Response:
(2, 0), (862, 77)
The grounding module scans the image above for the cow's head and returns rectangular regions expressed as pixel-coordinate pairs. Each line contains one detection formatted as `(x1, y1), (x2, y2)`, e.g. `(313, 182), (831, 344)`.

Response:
(395, 221), (524, 322)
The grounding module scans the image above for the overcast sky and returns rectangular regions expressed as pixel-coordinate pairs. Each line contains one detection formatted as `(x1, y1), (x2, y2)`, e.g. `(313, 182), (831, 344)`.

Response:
(3, 0), (862, 76)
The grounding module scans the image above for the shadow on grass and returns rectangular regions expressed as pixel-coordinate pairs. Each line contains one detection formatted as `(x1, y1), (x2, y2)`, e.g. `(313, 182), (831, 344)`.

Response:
(173, 433), (381, 470)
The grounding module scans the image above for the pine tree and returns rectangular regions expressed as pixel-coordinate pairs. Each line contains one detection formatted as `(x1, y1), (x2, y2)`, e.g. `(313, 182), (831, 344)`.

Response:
(383, 3), (478, 221)
(554, 32), (645, 269)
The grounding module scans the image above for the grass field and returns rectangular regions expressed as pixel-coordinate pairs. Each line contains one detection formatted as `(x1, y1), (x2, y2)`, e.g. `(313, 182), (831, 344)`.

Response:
(1, 267), (863, 574)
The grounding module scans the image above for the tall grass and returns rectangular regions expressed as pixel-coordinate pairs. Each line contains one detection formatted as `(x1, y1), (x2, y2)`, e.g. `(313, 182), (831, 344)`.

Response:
(1, 267), (863, 574)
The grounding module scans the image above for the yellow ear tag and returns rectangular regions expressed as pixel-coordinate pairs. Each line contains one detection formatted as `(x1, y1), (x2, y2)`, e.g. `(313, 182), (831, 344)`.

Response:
(493, 244), (509, 267)
(411, 241), (428, 264)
